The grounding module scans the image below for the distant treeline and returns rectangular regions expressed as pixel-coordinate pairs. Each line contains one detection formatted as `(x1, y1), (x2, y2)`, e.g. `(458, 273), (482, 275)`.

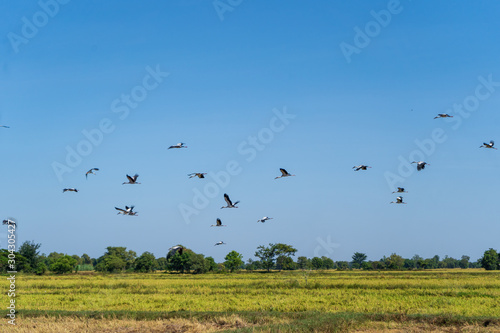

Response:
(2, 241), (499, 274)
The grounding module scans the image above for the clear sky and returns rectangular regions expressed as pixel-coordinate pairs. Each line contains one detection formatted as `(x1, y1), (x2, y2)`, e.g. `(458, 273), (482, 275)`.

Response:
(1, 1), (499, 263)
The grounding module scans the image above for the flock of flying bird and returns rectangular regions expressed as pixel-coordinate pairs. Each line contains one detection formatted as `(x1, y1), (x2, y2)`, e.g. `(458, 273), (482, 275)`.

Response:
(57, 140), (293, 251)
(1, 115), (496, 252)
(351, 113), (496, 206)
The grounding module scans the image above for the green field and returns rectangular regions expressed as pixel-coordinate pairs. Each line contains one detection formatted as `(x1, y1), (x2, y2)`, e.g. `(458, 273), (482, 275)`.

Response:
(5, 269), (500, 332)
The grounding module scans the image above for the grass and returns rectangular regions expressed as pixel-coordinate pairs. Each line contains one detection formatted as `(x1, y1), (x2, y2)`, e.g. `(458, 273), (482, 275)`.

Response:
(3, 269), (500, 332)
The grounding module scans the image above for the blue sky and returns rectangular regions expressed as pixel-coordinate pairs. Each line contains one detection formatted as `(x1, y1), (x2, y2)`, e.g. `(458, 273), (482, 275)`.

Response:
(1, 1), (499, 263)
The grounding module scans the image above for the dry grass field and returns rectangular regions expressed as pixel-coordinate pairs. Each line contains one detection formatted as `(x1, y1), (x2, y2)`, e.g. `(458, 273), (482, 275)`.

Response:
(2, 269), (499, 332)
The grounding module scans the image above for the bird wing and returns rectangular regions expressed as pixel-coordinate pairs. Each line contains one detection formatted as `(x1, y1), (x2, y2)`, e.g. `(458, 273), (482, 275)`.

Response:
(216, 218), (222, 226)
(115, 207), (126, 212)
(224, 194), (232, 206)
(126, 174), (134, 182)
(280, 168), (288, 176)
(132, 174), (139, 181)
(491, 140), (495, 146)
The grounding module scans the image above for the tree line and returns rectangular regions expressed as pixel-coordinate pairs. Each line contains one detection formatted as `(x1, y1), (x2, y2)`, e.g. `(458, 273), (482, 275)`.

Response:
(2, 241), (499, 274)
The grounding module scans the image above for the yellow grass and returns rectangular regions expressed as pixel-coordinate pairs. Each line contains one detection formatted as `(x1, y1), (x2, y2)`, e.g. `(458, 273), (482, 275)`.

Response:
(2, 269), (499, 332)
(9, 270), (500, 316)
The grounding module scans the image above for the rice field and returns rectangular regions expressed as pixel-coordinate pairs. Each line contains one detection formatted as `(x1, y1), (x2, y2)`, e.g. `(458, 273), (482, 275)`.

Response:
(4, 269), (500, 332)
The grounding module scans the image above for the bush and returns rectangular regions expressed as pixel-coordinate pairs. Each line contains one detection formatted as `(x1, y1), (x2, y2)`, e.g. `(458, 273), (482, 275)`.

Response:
(35, 263), (47, 275)
(480, 248), (499, 270)
(50, 255), (77, 274)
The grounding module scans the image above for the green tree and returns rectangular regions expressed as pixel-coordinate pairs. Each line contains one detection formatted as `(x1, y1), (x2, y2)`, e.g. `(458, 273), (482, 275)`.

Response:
(19, 240), (42, 272)
(274, 243), (298, 259)
(480, 248), (499, 270)
(385, 253), (404, 270)
(336, 261), (349, 270)
(361, 261), (373, 270)
(411, 255), (423, 269)
(254, 243), (296, 272)
(311, 257), (323, 269)
(371, 261), (385, 270)
(224, 251), (243, 272)
(430, 255), (440, 269)
(321, 256), (335, 269)
(297, 256), (310, 269)
(156, 257), (167, 270)
(35, 263), (47, 275)
(442, 255), (459, 268)
(255, 244), (277, 272)
(0, 249), (28, 273)
(81, 253), (92, 265)
(71, 255), (82, 265)
(95, 255), (126, 273)
(167, 251), (192, 273)
(45, 252), (64, 267)
(459, 255), (470, 269)
(404, 258), (415, 269)
(205, 257), (218, 272)
(277, 256), (296, 270)
(95, 247), (136, 273)
(134, 252), (156, 272)
(50, 255), (77, 274)
(102, 247), (136, 270)
(190, 253), (207, 274)
(351, 252), (367, 269)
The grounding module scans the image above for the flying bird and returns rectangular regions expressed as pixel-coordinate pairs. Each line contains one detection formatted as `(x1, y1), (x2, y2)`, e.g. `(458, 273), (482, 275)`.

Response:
(115, 206), (138, 216)
(167, 245), (184, 259)
(411, 161), (429, 171)
(353, 165), (371, 171)
(392, 187), (407, 193)
(63, 188), (78, 193)
(168, 142), (187, 149)
(188, 173), (207, 179)
(275, 168), (295, 179)
(122, 174), (140, 184)
(211, 218), (227, 227)
(480, 140), (497, 150)
(2, 219), (15, 226)
(434, 113), (453, 119)
(0, 125), (9, 128)
(221, 193), (239, 209)
(214, 241), (226, 246)
(257, 217), (273, 223)
(85, 168), (99, 179)
(390, 196), (406, 204)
